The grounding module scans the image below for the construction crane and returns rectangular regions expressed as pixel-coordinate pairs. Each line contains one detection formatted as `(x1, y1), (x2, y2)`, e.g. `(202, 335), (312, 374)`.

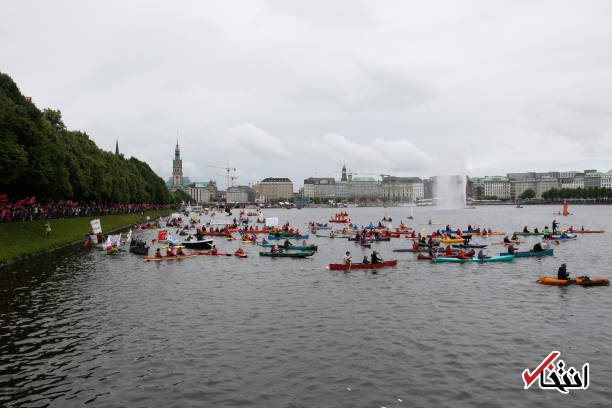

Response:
(216, 174), (238, 187)
(207, 164), (237, 190)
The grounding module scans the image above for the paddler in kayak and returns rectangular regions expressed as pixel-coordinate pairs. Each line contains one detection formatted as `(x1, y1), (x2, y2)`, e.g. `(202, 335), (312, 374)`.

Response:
(177, 247), (185, 256)
(507, 244), (515, 254)
(361, 256), (369, 265)
(558, 263), (569, 280)
(445, 245), (453, 255)
(477, 250), (486, 260)
(532, 242), (544, 252)
(457, 250), (469, 260)
(211, 246), (218, 255)
(344, 251), (352, 265)
(552, 220), (559, 234)
(371, 250), (382, 264)
(236, 248), (245, 256)
(523, 226), (530, 233)
(559, 230), (570, 239)
(166, 247), (176, 257)
(283, 239), (292, 248)
(155, 248), (163, 258)
(503, 235), (511, 243)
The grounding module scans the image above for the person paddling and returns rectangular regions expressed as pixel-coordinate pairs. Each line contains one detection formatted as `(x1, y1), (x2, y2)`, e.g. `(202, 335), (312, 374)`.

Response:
(371, 250), (382, 264)
(477, 250), (486, 260)
(557, 263), (569, 280)
(155, 248), (163, 258)
(344, 251), (352, 265)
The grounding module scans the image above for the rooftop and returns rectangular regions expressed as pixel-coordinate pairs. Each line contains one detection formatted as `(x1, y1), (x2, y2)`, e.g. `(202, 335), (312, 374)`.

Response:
(261, 177), (292, 183)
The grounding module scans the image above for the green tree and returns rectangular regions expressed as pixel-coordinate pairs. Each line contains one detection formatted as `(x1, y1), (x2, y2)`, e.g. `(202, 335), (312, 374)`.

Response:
(520, 189), (536, 199)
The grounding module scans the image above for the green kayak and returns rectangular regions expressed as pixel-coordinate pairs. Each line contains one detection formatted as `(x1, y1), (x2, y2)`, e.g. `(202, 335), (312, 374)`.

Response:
(259, 251), (315, 258)
(434, 255), (515, 263)
(315, 234), (351, 238)
(278, 245), (318, 251)
(515, 232), (560, 236)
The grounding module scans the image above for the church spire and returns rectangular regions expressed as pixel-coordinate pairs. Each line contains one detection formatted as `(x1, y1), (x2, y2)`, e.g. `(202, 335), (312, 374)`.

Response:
(115, 139), (119, 155)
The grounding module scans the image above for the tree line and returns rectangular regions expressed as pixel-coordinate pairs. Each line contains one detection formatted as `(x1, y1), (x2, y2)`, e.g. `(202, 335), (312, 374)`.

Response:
(541, 187), (612, 200)
(0, 72), (173, 204)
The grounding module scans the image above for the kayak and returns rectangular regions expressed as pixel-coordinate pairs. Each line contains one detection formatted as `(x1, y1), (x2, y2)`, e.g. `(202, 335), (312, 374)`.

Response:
(234, 252), (248, 258)
(268, 235), (309, 240)
(329, 260), (398, 270)
(569, 230), (604, 233)
(434, 255), (515, 263)
(198, 251), (229, 255)
(258, 243), (274, 247)
(198, 231), (231, 236)
(279, 245), (318, 251)
(492, 241), (524, 245)
(143, 254), (198, 262)
(545, 235), (577, 241)
(466, 232), (506, 236)
(499, 249), (554, 257)
(259, 251), (315, 258)
(537, 277), (609, 286)
(315, 234), (351, 238)
(393, 248), (444, 253)
(242, 240), (255, 244)
(440, 238), (466, 244)
(418, 253), (475, 260)
(227, 237), (237, 241)
(452, 244), (487, 249)
(515, 232), (561, 236)
(359, 243), (372, 248)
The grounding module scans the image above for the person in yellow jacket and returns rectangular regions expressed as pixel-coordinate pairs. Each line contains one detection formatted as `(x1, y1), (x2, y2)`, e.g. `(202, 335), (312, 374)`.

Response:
(44, 222), (52, 238)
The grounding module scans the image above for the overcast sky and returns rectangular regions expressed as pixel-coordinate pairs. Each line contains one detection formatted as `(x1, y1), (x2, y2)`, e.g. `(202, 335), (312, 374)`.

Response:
(3, 0), (612, 188)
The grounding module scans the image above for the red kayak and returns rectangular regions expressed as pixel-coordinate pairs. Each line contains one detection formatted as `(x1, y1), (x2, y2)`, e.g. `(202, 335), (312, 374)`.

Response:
(234, 252), (248, 258)
(418, 249), (475, 260)
(199, 231), (230, 236)
(198, 251), (229, 255)
(329, 260), (398, 270)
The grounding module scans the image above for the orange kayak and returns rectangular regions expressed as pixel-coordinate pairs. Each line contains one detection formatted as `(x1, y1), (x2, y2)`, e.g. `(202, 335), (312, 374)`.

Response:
(537, 277), (609, 286)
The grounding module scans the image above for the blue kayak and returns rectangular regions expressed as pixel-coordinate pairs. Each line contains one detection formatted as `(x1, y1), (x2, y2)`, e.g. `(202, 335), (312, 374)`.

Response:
(499, 249), (554, 257)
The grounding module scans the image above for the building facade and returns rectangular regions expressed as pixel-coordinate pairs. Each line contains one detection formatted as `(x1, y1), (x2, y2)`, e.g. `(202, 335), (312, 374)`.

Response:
(484, 176), (510, 199)
(227, 185), (255, 203)
(258, 178), (293, 202)
(347, 177), (381, 200)
(303, 177), (336, 198)
(380, 176), (423, 202)
(335, 181), (348, 199)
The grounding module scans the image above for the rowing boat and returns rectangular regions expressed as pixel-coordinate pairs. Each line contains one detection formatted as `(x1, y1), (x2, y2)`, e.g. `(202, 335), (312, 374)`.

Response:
(328, 260), (397, 270)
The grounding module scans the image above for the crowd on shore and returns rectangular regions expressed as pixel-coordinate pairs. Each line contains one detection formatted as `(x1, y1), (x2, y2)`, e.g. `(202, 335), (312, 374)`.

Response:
(0, 196), (170, 223)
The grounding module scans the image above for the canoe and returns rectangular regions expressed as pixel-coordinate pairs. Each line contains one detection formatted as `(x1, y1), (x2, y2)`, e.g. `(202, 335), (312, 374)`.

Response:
(465, 232), (506, 236)
(492, 241), (524, 245)
(452, 244), (487, 249)
(198, 231), (231, 236)
(268, 232), (303, 237)
(181, 239), (214, 249)
(329, 219), (349, 223)
(259, 251), (314, 258)
(198, 251), (229, 255)
(143, 254), (198, 262)
(440, 230), (478, 234)
(328, 260), (398, 270)
(515, 232), (561, 236)
(393, 248), (444, 253)
(234, 252), (248, 258)
(279, 245), (318, 251)
(315, 234), (351, 238)
(129, 245), (149, 255)
(268, 235), (310, 240)
(499, 249), (554, 257)
(418, 253), (475, 260)
(258, 243), (275, 247)
(569, 230), (604, 233)
(434, 255), (515, 263)
(537, 277), (609, 286)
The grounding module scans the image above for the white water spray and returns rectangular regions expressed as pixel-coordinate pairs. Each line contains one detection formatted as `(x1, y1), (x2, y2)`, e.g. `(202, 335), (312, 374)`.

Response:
(432, 175), (466, 209)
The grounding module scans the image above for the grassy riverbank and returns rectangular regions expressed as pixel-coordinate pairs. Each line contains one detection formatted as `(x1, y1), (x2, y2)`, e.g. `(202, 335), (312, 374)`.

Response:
(0, 210), (171, 265)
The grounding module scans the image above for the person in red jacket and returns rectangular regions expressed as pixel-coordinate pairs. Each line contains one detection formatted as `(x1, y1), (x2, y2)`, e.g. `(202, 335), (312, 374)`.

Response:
(445, 245), (453, 255)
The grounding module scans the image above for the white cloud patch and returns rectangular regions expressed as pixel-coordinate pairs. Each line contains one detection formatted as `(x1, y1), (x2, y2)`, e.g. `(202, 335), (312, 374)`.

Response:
(226, 123), (291, 158)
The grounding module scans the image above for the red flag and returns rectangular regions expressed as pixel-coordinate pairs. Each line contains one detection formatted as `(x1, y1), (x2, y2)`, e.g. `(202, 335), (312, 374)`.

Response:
(157, 230), (168, 240)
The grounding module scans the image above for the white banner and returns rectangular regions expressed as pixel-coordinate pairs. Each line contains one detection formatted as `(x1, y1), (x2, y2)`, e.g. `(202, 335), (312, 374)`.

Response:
(265, 217), (279, 227)
(90, 219), (102, 234)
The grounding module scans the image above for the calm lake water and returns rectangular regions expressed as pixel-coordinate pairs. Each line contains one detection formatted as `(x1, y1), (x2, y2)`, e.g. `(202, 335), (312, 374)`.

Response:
(1, 205), (611, 407)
